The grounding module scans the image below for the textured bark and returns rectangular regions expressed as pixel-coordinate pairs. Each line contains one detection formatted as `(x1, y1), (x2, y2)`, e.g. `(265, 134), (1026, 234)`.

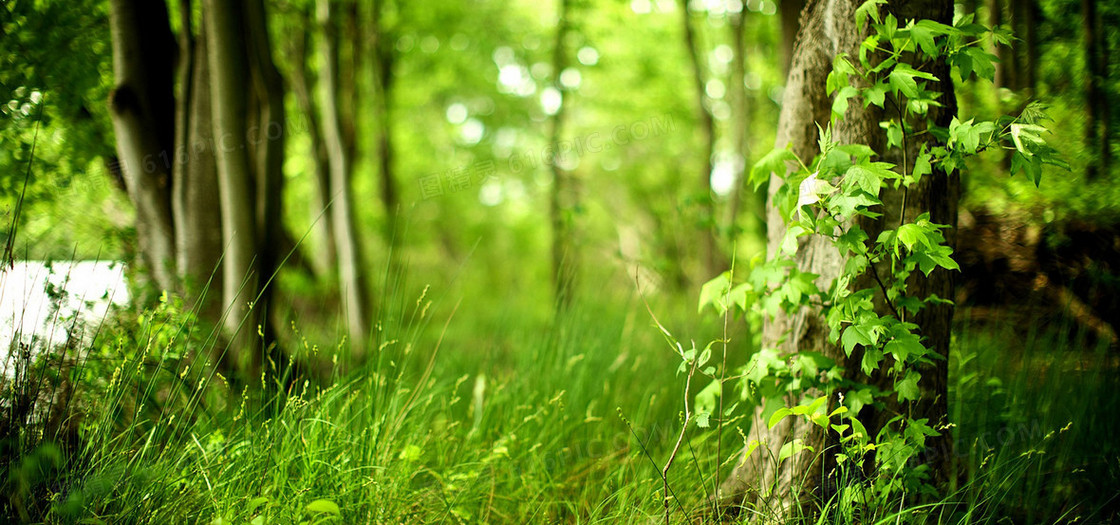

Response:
(779, 0), (805, 75)
(204, 0), (261, 360)
(718, 0), (957, 518)
(319, 0), (370, 351)
(107, 0), (178, 294)
(681, 2), (720, 278)
(173, 15), (223, 320)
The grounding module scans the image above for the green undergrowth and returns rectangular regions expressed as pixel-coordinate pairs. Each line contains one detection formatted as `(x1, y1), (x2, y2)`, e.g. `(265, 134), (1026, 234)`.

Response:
(2, 279), (1117, 524)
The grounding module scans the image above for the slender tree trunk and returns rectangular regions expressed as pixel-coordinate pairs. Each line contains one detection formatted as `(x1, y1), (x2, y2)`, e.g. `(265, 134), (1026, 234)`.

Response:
(172, 13), (224, 320)
(319, 0), (370, 351)
(288, 5), (338, 275)
(245, 0), (286, 351)
(204, 0), (261, 364)
(107, 0), (178, 295)
(372, 0), (399, 246)
(681, 2), (720, 278)
(1010, 0), (1038, 92)
(725, 7), (751, 248)
(549, 0), (576, 311)
(1083, 0), (1109, 179)
(718, 0), (956, 518)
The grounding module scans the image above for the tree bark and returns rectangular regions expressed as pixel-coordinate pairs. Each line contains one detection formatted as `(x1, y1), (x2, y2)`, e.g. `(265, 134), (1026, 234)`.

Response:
(318, 0), (370, 351)
(681, 2), (720, 279)
(107, 0), (178, 294)
(779, 0), (805, 75)
(204, 0), (262, 363)
(718, 0), (957, 517)
(172, 13), (224, 320)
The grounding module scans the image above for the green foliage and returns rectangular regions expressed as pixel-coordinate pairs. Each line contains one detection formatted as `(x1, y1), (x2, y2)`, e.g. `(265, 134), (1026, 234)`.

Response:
(698, 5), (1070, 518)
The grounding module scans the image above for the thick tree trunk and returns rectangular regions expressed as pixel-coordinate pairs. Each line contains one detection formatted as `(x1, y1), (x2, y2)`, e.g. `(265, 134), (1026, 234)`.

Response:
(718, 0), (956, 517)
(681, 2), (720, 279)
(204, 0), (262, 363)
(107, 0), (178, 294)
(318, 0), (370, 351)
(778, 0), (805, 75)
(173, 15), (224, 320)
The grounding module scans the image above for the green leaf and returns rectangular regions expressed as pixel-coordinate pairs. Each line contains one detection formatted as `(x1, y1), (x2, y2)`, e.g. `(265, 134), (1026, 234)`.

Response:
(305, 499), (341, 515)
(698, 272), (731, 314)
(895, 371), (921, 402)
(885, 334), (925, 363)
(863, 82), (887, 108)
(750, 147), (798, 189)
(846, 388), (875, 414)
(778, 439), (813, 463)
(841, 324), (874, 356)
(769, 407), (792, 429)
(695, 412), (711, 428)
(742, 439), (762, 460)
(855, 0), (886, 27)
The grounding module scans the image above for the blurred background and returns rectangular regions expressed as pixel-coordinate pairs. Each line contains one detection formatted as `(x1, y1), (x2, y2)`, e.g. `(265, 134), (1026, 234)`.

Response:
(1, 0), (1118, 522)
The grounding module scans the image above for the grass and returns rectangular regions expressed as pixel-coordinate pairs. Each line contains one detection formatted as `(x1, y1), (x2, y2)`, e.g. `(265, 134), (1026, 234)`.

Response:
(2, 273), (1118, 524)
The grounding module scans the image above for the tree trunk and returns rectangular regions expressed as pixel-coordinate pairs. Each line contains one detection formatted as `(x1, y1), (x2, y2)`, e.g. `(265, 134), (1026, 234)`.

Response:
(681, 2), (720, 279)
(245, 0), (286, 350)
(549, 0), (576, 311)
(318, 0), (370, 351)
(1083, 0), (1109, 179)
(204, 0), (262, 364)
(288, 5), (338, 275)
(107, 0), (178, 295)
(372, 0), (399, 246)
(718, 0), (957, 517)
(725, 7), (752, 250)
(172, 13), (224, 321)
(779, 0), (805, 75)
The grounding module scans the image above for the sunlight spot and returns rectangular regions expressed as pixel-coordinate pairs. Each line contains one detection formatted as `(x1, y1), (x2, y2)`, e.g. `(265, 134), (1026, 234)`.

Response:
(479, 178), (503, 206)
(531, 62), (552, 80)
(713, 44), (733, 64)
(541, 87), (563, 115)
(705, 78), (726, 99)
(559, 68), (582, 89)
(450, 33), (470, 51)
(446, 103), (468, 125)
(744, 71), (761, 90)
(420, 36), (440, 53)
(710, 99), (731, 120)
(630, 0), (651, 14)
(712, 157), (739, 197)
(577, 47), (599, 66)
(396, 35), (415, 52)
(459, 118), (485, 145)
(492, 46), (515, 66)
(760, 0), (776, 15)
